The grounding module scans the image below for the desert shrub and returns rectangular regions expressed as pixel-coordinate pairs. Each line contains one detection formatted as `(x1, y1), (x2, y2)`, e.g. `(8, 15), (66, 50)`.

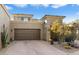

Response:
(50, 20), (76, 44)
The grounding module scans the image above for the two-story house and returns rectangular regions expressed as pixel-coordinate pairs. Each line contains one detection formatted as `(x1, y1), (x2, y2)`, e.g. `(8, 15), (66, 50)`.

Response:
(10, 14), (65, 41)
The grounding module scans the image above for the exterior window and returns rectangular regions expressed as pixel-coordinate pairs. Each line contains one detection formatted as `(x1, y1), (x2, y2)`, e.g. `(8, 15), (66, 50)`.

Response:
(21, 17), (24, 21)
(28, 17), (30, 20)
(20, 17), (28, 22)
(24, 18), (28, 22)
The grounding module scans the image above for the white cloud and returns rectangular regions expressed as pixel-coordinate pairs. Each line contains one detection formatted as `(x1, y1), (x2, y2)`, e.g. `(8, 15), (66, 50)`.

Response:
(75, 4), (79, 6)
(5, 5), (13, 10)
(13, 4), (27, 8)
(30, 4), (50, 7)
(30, 4), (41, 7)
(42, 4), (50, 7)
(51, 4), (67, 8)
(30, 4), (67, 8)
(1, 0), (79, 4)
(71, 4), (79, 6)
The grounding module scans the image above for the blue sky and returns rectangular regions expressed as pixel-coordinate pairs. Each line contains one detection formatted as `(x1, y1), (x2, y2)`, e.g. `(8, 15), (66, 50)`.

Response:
(5, 4), (79, 23)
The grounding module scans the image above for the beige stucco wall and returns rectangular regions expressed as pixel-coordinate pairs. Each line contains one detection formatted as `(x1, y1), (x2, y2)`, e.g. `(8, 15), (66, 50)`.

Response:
(0, 5), (10, 49)
(10, 20), (43, 40)
(13, 14), (33, 21)
(42, 16), (64, 26)
(42, 16), (65, 41)
(10, 15), (65, 41)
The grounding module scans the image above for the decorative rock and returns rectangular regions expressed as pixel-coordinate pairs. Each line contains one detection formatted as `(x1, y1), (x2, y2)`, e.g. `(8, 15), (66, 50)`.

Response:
(74, 40), (79, 48)
(53, 42), (58, 45)
(64, 45), (71, 49)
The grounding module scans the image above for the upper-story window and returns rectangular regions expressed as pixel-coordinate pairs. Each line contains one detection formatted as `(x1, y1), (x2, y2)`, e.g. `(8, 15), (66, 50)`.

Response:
(21, 17), (24, 21)
(21, 17), (28, 22)
(24, 17), (28, 22)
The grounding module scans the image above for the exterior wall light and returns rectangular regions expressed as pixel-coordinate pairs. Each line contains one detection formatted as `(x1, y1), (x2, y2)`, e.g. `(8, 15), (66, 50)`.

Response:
(45, 20), (47, 24)
(11, 18), (14, 21)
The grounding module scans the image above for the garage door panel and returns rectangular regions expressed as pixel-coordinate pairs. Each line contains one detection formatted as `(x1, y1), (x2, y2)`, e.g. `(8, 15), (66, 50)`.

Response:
(14, 29), (40, 40)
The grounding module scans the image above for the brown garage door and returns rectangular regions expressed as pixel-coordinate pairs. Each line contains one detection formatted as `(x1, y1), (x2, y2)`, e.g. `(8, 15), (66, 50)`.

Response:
(14, 29), (40, 40)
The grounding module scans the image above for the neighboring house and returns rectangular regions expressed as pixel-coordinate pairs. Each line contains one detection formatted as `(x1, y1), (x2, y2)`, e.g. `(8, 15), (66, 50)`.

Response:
(0, 5), (10, 49)
(10, 14), (65, 41)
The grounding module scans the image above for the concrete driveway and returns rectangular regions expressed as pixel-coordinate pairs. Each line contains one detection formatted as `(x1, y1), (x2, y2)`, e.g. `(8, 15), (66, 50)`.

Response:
(0, 40), (77, 55)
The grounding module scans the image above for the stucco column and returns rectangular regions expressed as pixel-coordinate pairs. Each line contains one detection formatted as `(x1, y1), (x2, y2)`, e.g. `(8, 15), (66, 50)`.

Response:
(47, 31), (51, 41)
(46, 27), (51, 41)
(76, 30), (79, 40)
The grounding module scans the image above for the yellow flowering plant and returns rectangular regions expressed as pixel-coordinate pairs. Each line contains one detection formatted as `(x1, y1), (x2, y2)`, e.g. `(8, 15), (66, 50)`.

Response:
(50, 20), (76, 44)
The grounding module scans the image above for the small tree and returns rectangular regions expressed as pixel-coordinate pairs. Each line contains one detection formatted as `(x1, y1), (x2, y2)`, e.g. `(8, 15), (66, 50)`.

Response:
(50, 20), (64, 43)
(63, 24), (76, 45)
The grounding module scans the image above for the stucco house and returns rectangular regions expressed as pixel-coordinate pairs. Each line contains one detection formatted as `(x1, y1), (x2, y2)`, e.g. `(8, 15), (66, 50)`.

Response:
(10, 14), (43, 40)
(10, 14), (65, 41)
(0, 4), (65, 49)
(0, 4), (10, 49)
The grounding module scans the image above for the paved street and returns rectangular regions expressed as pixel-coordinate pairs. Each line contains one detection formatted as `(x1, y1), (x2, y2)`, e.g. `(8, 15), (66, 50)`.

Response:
(0, 40), (78, 55)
